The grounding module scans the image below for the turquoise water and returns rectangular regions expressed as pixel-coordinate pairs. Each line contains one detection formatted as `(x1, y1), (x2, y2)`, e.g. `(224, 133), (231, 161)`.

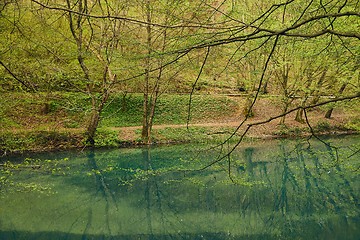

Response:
(0, 136), (359, 239)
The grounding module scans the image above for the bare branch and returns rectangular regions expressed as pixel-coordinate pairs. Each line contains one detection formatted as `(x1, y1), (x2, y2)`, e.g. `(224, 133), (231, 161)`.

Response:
(30, 0), (238, 30)
(200, 93), (360, 170)
(210, 35), (279, 150)
(187, 46), (211, 129)
(172, 11), (359, 54)
(0, 59), (36, 91)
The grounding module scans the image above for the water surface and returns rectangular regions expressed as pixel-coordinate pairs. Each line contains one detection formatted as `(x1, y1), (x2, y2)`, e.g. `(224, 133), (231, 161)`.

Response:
(0, 136), (359, 239)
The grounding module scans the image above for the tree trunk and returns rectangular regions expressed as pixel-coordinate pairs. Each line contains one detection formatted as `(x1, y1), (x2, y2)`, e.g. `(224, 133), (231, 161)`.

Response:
(262, 80), (269, 94)
(142, 92), (150, 142)
(243, 95), (254, 118)
(147, 84), (160, 143)
(141, 0), (152, 144)
(325, 83), (347, 119)
(280, 96), (293, 125)
(86, 88), (110, 146)
(295, 108), (304, 123)
(295, 97), (309, 123)
(142, 85), (159, 144)
(86, 108), (100, 146)
(280, 104), (288, 125)
(324, 108), (333, 119)
(310, 69), (327, 106)
(65, 0), (115, 147)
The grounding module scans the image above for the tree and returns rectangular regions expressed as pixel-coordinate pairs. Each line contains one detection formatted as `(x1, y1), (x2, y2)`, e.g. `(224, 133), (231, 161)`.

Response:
(137, 0), (212, 143)
(62, 0), (120, 145)
(0, 1), (57, 92)
(181, 0), (360, 166)
(3, 0), (359, 150)
(27, 0), (134, 145)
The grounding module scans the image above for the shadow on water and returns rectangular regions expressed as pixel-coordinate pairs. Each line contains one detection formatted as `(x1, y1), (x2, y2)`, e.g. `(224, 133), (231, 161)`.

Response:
(0, 230), (281, 240)
(0, 136), (359, 239)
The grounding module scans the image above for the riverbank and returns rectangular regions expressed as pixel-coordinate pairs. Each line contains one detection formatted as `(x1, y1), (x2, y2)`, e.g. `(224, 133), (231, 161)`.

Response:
(1, 112), (358, 156)
(1, 92), (359, 155)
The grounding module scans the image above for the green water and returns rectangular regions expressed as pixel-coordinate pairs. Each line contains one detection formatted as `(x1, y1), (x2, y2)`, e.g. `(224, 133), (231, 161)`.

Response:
(0, 136), (359, 239)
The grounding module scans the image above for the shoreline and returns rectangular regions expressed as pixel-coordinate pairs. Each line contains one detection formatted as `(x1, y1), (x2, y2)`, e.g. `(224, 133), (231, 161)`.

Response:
(1, 124), (358, 158)
(1, 92), (358, 157)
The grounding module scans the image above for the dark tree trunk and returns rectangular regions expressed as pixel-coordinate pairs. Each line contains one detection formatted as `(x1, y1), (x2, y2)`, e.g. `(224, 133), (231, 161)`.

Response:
(146, 86), (159, 143)
(142, 0), (153, 144)
(86, 109), (100, 146)
(325, 83), (347, 119)
(324, 108), (334, 119)
(280, 98), (293, 125)
(280, 106), (288, 125)
(295, 108), (304, 123)
(86, 90), (109, 146)
(142, 92), (150, 143)
(243, 95), (254, 118)
(142, 82), (160, 144)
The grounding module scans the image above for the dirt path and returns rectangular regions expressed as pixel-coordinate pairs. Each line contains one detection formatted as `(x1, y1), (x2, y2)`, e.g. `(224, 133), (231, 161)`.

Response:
(113, 107), (356, 141)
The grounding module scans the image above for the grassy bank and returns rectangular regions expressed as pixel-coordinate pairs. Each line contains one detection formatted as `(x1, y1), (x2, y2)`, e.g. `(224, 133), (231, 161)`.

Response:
(0, 92), (359, 154)
(0, 92), (241, 153)
(0, 92), (239, 129)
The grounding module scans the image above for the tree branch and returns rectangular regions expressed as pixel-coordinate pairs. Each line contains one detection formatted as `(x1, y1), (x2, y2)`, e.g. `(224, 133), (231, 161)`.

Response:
(187, 46), (211, 129)
(200, 92), (360, 170)
(0, 59), (36, 91)
(30, 0), (239, 30)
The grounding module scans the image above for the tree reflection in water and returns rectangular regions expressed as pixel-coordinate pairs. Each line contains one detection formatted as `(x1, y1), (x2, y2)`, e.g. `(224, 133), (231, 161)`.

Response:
(0, 136), (359, 239)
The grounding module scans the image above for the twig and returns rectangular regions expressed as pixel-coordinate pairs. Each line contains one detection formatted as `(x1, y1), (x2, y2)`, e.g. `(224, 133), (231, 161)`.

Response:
(187, 46), (211, 129)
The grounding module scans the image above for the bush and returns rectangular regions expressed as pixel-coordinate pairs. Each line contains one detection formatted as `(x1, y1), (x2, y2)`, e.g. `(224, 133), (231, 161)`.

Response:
(94, 129), (120, 147)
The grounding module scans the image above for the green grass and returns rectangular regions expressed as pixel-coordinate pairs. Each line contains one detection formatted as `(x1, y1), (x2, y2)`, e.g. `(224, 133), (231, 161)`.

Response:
(0, 92), (90, 130)
(0, 92), (240, 153)
(1, 91), (358, 153)
(100, 94), (239, 127)
(152, 126), (250, 145)
(0, 130), (84, 154)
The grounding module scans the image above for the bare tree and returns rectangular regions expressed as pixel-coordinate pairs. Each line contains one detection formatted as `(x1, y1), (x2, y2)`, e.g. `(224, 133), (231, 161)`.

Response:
(29, 0), (131, 145)
(64, 0), (118, 145)
(180, 0), (360, 169)
(23, 0), (360, 151)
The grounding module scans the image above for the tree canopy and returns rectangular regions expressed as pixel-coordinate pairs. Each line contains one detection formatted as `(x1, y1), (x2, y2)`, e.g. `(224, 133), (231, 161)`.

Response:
(0, 0), (359, 146)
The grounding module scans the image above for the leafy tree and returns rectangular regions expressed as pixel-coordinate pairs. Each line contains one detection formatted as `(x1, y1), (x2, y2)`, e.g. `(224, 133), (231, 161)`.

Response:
(135, 0), (217, 143)
(1, 0), (359, 149)
(24, 0), (135, 145)
(180, 0), (360, 165)
(0, 1), (55, 91)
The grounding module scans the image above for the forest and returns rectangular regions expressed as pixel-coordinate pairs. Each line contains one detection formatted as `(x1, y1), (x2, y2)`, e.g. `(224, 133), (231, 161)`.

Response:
(0, 0), (359, 153)
(0, 2), (359, 238)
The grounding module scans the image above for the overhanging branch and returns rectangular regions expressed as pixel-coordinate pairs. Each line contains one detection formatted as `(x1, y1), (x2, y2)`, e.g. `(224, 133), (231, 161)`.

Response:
(200, 92), (360, 170)
(30, 0), (239, 30)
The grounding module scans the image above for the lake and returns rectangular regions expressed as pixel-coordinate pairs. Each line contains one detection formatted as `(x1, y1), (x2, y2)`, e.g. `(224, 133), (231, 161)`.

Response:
(0, 135), (359, 239)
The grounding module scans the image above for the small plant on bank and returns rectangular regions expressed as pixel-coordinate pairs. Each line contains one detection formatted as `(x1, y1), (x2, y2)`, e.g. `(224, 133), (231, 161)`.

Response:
(274, 124), (303, 137)
(314, 121), (331, 132)
(93, 129), (121, 147)
(345, 117), (360, 132)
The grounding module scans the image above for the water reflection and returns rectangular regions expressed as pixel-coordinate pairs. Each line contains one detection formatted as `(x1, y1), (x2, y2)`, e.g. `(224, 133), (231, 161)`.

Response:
(0, 137), (359, 239)
(83, 149), (119, 238)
